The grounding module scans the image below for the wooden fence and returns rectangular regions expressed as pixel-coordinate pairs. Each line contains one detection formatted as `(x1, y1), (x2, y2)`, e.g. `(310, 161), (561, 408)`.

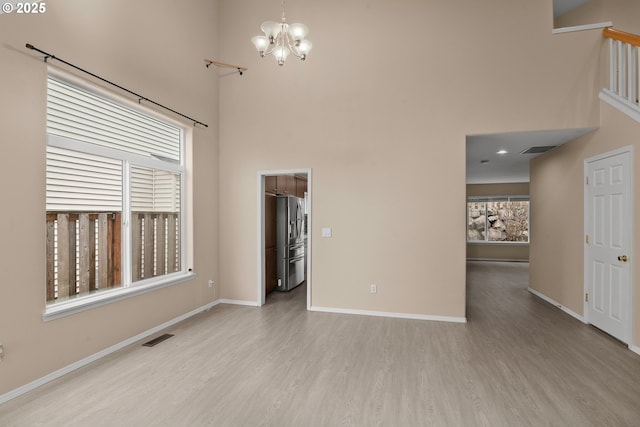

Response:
(46, 211), (180, 302)
(131, 212), (180, 282)
(46, 212), (121, 302)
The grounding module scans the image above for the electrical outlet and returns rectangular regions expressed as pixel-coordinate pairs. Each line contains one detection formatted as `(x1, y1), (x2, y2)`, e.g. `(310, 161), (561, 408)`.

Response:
(208, 280), (215, 288)
(370, 284), (377, 294)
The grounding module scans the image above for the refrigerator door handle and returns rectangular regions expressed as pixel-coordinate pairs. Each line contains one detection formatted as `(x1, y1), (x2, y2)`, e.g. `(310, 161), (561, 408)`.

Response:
(289, 255), (305, 263)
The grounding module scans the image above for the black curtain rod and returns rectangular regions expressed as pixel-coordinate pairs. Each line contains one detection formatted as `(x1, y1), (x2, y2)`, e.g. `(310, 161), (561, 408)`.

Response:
(26, 43), (208, 128)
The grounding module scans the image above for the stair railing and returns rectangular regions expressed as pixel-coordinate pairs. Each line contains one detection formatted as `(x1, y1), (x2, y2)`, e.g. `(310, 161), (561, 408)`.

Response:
(603, 28), (640, 110)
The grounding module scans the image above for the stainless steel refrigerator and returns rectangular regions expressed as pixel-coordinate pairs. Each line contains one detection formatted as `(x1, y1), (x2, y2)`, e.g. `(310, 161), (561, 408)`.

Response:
(276, 195), (306, 291)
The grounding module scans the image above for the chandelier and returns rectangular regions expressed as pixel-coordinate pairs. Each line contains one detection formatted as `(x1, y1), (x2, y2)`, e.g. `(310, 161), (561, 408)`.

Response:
(251, 1), (313, 66)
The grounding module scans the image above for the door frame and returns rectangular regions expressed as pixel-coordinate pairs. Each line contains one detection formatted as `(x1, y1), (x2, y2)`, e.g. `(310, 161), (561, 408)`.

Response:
(257, 168), (312, 309)
(583, 145), (634, 344)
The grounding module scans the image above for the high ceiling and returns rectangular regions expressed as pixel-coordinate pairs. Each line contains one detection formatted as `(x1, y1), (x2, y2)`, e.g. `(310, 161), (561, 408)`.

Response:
(467, 0), (597, 184)
(466, 128), (596, 184)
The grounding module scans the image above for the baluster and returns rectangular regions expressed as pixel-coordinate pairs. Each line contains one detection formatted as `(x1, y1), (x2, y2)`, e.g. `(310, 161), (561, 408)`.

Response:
(618, 40), (626, 97)
(626, 43), (634, 104)
(610, 38), (617, 93)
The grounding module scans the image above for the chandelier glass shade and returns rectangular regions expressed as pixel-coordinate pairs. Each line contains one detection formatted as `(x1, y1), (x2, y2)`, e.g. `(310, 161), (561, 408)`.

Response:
(251, 2), (312, 66)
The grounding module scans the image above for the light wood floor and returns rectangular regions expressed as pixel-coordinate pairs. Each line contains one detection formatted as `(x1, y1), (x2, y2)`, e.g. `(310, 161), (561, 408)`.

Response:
(2, 262), (640, 426)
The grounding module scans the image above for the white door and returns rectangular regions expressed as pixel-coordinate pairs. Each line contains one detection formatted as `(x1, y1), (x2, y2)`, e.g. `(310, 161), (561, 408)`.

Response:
(585, 148), (632, 343)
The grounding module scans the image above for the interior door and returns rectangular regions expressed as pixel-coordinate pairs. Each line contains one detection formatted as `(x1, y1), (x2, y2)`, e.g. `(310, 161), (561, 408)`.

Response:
(585, 148), (632, 343)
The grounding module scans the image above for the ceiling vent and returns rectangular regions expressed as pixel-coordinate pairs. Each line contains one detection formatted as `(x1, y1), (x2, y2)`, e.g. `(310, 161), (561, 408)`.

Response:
(520, 145), (557, 154)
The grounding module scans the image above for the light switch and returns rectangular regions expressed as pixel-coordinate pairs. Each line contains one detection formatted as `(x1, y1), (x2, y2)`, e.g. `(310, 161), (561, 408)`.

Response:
(321, 227), (332, 238)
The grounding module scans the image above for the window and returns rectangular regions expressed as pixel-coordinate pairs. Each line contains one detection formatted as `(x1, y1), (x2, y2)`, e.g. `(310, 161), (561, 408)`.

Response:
(467, 196), (529, 243)
(45, 73), (189, 311)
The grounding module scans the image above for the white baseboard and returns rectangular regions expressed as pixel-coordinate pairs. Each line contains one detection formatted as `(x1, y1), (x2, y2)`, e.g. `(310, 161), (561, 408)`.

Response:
(309, 305), (467, 324)
(527, 287), (585, 323)
(528, 289), (640, 354)
(0, 299), (221, 406)
(218, 299), (259, 307)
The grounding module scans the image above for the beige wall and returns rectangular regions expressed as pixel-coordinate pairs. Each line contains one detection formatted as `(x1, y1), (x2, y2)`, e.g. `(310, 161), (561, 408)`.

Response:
(467, 183), (530, 198)
(467, 244), (529, 261)
(531, 1), (640, 348)
(0, 0), (220, 396)
(217, 0), (601, 318)
(466, 183), (530, 261)
(604, 0), (640, 34)
(530, 102), (640, 346)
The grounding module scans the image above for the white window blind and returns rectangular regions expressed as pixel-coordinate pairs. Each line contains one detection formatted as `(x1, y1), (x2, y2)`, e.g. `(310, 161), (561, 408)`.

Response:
(47, 76), (181, 162)
(131, 166), (180, 212)
(46, 146), (122, 211)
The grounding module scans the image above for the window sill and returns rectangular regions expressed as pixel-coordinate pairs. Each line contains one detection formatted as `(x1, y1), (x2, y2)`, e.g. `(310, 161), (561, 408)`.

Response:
(43, 271), (196, 322)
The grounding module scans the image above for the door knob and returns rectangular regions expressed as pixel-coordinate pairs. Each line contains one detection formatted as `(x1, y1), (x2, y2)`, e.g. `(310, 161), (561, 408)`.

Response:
(618, 255), (628, 262)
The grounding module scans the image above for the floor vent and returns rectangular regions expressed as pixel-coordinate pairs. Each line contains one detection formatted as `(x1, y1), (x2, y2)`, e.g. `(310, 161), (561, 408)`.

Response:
(520, 145), (557, 154)
(142, 333), (174, 347)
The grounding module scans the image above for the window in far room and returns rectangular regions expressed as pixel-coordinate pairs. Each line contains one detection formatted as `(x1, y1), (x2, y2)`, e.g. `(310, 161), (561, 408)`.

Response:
(467, 196), (529, 243)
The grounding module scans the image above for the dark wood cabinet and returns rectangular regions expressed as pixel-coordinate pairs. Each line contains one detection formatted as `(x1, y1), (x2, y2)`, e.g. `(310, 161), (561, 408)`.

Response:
(265, 174), (302, 196)
(265, 246), (277, 294)
(265, 176), (278, 195)
(295, 176), (307, 198)
(265, 194), (277, 247)
(276, 174), (295, 195)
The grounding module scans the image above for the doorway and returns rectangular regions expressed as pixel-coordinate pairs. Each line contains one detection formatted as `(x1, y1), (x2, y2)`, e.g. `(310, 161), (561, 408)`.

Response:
(584, 146), (633, 343)
(257, 169), (312, 309)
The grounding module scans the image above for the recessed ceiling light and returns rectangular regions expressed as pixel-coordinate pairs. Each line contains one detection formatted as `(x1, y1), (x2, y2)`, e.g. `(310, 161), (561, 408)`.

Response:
(497, 150), (508, 155)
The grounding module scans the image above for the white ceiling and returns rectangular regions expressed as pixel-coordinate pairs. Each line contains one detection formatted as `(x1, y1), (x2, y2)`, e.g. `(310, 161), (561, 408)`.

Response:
(553, 0), (592, 17)
(466, 128), (596, 184)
